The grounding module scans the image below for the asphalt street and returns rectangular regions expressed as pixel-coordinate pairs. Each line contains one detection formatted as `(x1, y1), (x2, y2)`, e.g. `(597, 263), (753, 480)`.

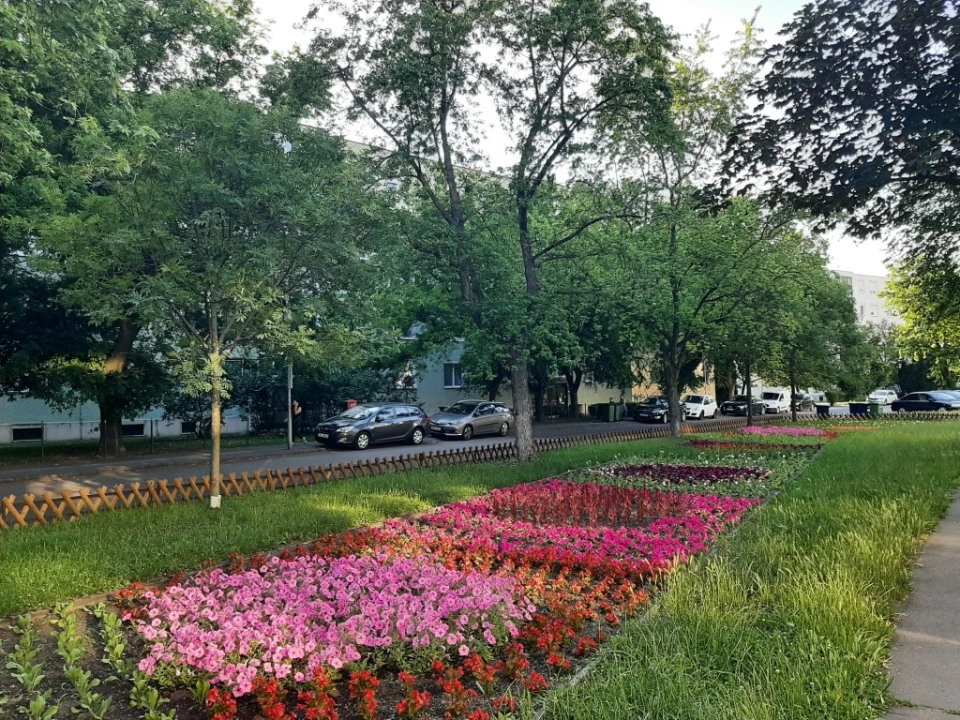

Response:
(0, 415), (764, 498)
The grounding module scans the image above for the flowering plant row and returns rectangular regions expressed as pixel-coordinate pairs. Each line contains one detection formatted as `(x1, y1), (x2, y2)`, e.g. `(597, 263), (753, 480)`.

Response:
(740, 426), (835, 438)
(594, 463), (771, 488)
(134, 553), (532, 695)
(126, 472), (767, 719)
(689, 439), (823, 452)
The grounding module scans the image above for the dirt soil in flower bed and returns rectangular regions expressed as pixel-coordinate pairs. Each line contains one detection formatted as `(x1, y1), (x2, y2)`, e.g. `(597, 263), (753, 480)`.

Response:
(0, 460), (808, 720)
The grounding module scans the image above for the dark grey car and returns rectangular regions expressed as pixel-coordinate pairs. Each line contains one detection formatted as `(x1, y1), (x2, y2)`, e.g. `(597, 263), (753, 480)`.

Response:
(429, 400), (513, 440)
(314, 403), (429, 450)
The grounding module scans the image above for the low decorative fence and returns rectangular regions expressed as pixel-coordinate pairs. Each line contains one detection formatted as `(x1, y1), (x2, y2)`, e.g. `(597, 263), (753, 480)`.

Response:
(9, 411), (946, 530)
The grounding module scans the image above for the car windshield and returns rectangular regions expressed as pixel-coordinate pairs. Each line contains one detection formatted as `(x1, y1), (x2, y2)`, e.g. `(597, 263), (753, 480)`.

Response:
(445, 402), (479, 415)
(337, 406), (376, 420)
(640, 398), (667, 407)
(761, 392), (780, 400)
(934, 391), (960, 400)
(683, 395), (703, 403)
(733, 395), (749, 402)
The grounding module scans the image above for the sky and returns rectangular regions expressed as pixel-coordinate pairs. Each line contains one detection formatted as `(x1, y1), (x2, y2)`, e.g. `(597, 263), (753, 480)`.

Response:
(253, 0), (891, 277)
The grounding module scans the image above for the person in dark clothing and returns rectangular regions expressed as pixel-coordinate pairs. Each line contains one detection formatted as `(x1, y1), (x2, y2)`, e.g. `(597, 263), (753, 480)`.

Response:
(291, 400), (305, 441)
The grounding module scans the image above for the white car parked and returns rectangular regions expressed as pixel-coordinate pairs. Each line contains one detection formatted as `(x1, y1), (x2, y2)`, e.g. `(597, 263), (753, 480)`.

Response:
(682, 394), (718, 419)
(760, 391), (791, 414)
(868, 389), (898, 405)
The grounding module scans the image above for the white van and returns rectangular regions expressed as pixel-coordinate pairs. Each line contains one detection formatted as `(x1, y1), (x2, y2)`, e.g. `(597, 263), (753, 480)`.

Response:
(760, 390), (791, 414)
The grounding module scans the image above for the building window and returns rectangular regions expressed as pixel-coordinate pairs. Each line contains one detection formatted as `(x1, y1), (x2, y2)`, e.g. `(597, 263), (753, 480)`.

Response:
(181, 421), (198, 435)
(12, 426), (43, 442)
(122, 423), (146, 438)
(443, 363), (463, 388)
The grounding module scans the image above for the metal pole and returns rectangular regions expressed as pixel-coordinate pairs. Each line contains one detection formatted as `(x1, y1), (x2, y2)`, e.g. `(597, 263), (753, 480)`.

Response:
(150, 419), (154, 454)
(287, 362), (294, 449)
(41, 422), (45, 461)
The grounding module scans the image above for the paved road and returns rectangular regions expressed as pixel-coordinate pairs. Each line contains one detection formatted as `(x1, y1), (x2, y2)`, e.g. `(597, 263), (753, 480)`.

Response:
(0, 415), (758, 498)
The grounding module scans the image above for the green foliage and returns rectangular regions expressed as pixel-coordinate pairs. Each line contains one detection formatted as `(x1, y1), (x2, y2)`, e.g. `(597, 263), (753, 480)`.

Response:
(887, 262), (960, 388)
(727, 0), (959, 263)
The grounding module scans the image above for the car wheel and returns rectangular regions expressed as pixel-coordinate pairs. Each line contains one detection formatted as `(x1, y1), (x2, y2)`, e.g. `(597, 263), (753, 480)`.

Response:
(354, 431), (370, 450)
(937, 406), (948, 413)
(410, 427), (425, 445)
(462, 425), (474, 440)
(711, 410), (717, 419)
(497, 422), (509, 437)
(661, 414), (668, 424)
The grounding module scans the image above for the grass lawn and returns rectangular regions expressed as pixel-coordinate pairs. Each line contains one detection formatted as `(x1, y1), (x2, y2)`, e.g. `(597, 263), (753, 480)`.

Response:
(541, 422), (960, 720)
(0, 438), (705, 616)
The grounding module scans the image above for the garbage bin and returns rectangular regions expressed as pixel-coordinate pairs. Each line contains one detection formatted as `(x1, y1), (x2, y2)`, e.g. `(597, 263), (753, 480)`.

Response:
(868, 402), (882, 417)
(815, 403), (830, 418)
(849, 402), (869, 416)
(605, 403), (616, 422)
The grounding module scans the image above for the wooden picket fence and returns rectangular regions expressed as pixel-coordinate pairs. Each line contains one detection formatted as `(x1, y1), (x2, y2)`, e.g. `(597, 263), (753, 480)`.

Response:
(7, 411), (942, 530)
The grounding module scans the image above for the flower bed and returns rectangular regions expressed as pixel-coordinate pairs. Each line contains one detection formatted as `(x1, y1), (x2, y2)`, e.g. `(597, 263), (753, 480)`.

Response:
(123, 475), (767, 719)
(133, 553), (532, 695)
(593, 463), (771, 488)
(689, 439), (823, 453)
(740, 426), (831, 437)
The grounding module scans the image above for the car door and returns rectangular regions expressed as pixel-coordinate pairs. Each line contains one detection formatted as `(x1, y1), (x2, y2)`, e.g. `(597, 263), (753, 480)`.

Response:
(474, 404), (497, 434)
(370, 407), (401, 441)
(898, 393), (923, 411)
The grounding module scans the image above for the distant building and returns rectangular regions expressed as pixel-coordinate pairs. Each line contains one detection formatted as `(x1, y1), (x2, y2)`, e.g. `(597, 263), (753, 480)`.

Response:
(832, 270), (901, 326)
(0, 395), (248, 445)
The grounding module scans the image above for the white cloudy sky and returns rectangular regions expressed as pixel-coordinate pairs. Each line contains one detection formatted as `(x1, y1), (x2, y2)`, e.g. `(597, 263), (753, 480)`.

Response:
(254, 0), (891, 276)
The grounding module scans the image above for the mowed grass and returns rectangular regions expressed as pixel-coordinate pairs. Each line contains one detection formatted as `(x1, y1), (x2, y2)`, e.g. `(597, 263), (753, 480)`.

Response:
(0, 438), (697, 616)
(541, 422), (960, 720)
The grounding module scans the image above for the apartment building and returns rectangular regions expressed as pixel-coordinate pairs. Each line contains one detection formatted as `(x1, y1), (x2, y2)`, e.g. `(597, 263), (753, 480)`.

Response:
(832, 270), (901, 326)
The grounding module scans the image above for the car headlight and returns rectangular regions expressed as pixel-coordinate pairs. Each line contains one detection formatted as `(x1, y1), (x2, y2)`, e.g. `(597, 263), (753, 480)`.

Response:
(337, 427), (351, 434)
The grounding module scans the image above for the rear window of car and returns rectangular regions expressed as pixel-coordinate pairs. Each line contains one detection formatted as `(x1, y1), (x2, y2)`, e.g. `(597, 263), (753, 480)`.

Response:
(683, 395), (703, 403)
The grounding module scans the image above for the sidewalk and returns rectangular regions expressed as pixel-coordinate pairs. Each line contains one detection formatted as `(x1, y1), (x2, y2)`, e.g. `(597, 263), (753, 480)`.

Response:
(885, 489), (960, 719)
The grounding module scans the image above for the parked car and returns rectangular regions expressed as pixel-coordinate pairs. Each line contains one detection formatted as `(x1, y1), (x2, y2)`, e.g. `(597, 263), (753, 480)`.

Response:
(791, 393), (815, 411)
(868, 389), (898, 405)
(682, 394), (718, 419)
(315, 403), (429, 450)
(720, 395), (766, 417)
(633, 397), (685, 424)
(429, 400), (513, 440)
(890, 392), (960, 413)
(760, 390), (791, 414)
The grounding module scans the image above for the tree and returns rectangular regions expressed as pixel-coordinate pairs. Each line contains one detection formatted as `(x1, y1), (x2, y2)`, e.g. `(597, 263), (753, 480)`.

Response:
(601, 20), (771, 436)
(42, 88), (371, 506)
(886, 261), (960, 387)
(758, 264), (864, 418)
(725, 0), (960, 264)
(1, 0), (266, 454)
(295, 0), (672, 460)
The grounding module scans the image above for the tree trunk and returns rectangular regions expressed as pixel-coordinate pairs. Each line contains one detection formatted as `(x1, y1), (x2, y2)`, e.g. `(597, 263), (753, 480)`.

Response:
(790, 361), (798, 423)
(563, 367), (582, 418)
(511, 363), (536, 462)
(664, 349), (683, 438)
(486, 369), (506, 401)
(210, 384), (222, 507)
(209, 305), (222, 509)
(511, 193), (539, 462)
(746, 359), (754, 426)
(98, 401), (124, 456)
(98, 318), (141, 456)
(533, 361), (548, 424)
